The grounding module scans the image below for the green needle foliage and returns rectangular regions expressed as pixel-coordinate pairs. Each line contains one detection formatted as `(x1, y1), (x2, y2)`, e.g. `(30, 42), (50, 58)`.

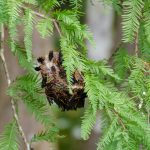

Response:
(23, 9), (34, 62)
(0, 120), (19, 150)
(31, 127), (60, 143)
(81, 105), (97, 140)
(36, 18), (53, 38)
(113, 48), (130, 79)
(0, 0), (150, 149)
(122, 0), (144, 42)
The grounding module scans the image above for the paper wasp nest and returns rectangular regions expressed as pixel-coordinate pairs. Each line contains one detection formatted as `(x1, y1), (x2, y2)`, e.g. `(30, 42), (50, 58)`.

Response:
(35, 51), (86, 111)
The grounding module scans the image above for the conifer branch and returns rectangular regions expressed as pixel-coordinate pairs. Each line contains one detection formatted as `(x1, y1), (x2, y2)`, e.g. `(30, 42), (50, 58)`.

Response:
(0, 24), (30, 150)
(21, 5), (62, 36)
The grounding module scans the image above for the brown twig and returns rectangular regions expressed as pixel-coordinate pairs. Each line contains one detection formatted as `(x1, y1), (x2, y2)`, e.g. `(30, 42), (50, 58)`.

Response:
(53, 20), (62, 36)
(113, 110), (126, 130)
(148, 109), (150, 125)
(21, 5), (46, 19)
(135, 31), (139, 57)
(0, 24), (30, 150)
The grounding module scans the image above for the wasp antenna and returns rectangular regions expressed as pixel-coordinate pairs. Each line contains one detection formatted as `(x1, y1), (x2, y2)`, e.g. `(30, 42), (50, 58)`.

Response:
(49, 51), (53, 61)
(58, 51), (63, 65)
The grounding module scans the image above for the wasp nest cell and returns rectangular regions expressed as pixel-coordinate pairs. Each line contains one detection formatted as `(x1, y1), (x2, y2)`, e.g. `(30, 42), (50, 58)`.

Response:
(35, 51), (86, 111)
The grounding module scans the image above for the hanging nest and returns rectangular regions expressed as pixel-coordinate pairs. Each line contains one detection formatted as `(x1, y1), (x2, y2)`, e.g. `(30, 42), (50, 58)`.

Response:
(35, 51), (86, 111)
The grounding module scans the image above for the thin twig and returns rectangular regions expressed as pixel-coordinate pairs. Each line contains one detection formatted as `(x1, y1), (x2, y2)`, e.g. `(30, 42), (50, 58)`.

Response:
(113, 110), (126, 130)
(21, 5), (46, 19)
(0, 24), (30, 150)
(148, 109), (150, 125)
(53, 20), (62, 36)
(21, 5), (62, 37)
(135, 31), (139, 57)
